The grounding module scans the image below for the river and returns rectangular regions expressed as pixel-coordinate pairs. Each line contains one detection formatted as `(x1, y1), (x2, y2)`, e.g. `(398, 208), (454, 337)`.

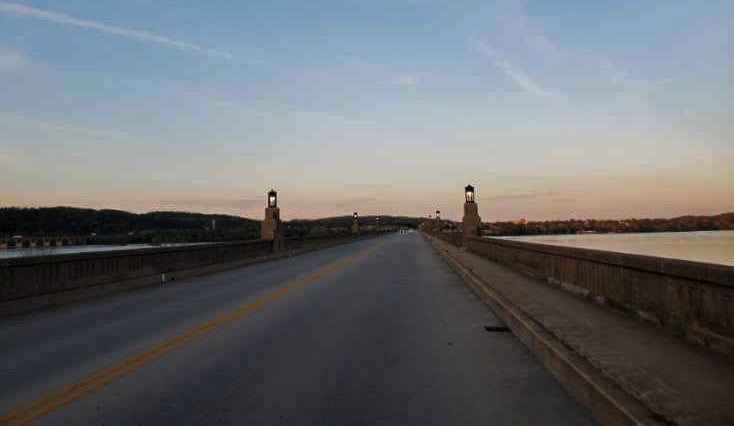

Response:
(0, 243), (214, 259)
(498, 230), (734, 266)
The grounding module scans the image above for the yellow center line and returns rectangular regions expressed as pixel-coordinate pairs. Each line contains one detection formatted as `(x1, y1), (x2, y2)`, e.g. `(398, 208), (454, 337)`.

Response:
(0, 243), (381, 425)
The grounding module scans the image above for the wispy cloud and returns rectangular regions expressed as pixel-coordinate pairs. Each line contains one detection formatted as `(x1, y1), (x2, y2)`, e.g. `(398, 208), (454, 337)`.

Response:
(0, 112), (157, 144)
(519, 11), (665, 105)
(595, 57), (669, 100)
(0, 47), (26, 72)
(483, 190), (558, 201)
(335, 196), (378, 208)
(233, 197), (263, 210)
(0, 147), (20, 166)
(526, 34), (564, 61)
(394, 76), (418, 86)
(0, 3), (258, 64)
(483, 188), (586, 205)
(204, 95), (376, 126)
(347, 55), (420, 88)
(470, 38), (563, 100)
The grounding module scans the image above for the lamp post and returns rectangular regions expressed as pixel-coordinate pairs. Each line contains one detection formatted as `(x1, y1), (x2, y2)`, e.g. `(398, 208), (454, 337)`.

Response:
(462, 184), (481, 247)
(261, 189), (284, 252)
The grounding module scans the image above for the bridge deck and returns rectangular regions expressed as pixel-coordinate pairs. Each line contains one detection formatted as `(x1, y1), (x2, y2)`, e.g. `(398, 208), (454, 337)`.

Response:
(0, 233), (592, 425)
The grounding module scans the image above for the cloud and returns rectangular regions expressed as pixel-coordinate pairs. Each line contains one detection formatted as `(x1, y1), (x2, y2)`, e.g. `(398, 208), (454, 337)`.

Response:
(0, 3), (258, 64)
(394, 76), (418, 86)
(207, 95), (375, 125)
(146, 195), (263, 212)
(483, 190), (561, 201)
(595, 57), (669, 99)
(0, 48), (26, 72)
(474, 3), (663, 108)
(0, 147), (19, 166)
(347, 56), (420, 88)
(524, 16), (665, 103)
(335, 196), (378, 208)
(0, 112), (157, 144)
(526, 34), (564, 61)
(233, 197), (262, 210)
(470, 39), (563, 100)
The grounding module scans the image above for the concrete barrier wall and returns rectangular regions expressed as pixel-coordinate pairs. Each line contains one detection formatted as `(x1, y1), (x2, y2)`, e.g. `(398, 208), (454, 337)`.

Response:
(463, 235), (734, 356)
(431, 231), (462, 247)
(0, 232), (388, 315)
(0, 240), (273, 304)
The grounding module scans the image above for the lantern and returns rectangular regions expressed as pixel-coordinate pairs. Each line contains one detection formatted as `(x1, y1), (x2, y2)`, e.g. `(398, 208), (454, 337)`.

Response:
(465, 185), (475, 203)
(267, 189), (277, 208)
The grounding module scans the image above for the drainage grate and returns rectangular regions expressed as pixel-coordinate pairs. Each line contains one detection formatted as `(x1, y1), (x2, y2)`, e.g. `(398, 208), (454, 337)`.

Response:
(484, 325), (511, 332)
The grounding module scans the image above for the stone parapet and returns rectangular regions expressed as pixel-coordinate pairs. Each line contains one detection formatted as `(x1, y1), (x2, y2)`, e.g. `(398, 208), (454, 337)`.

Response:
(0, 232), (390, 316)
(464, 235), (734, 357)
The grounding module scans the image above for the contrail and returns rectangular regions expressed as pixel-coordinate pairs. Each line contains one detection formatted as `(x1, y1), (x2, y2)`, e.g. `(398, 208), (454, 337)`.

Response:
(0, 2), (259, 64)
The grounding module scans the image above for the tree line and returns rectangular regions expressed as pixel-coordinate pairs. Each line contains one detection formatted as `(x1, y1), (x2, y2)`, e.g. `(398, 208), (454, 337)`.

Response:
(0, 207), (422, 244)
(483, 213), (734, 236)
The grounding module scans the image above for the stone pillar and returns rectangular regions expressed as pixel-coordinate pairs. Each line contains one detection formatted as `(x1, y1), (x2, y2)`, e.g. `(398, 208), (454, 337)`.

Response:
(351, 212), (360, 234)
(462, 185), (482, 247)
(261, 189), (284, 253)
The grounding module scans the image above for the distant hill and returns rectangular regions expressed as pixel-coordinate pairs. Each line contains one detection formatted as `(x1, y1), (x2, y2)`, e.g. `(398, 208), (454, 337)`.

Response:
(0, 207), (424, 244)
(0, 207), (258, 235)
(0, 207), (261, 244)
(286, 215), (423, 236)
(482, 212), (734, 236)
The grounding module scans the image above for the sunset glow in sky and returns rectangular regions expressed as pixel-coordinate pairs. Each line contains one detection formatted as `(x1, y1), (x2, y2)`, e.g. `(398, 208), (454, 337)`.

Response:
(1, 0), (732, 221)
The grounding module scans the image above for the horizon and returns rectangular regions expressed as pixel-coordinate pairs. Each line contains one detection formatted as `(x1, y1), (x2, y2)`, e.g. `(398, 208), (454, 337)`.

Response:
(2, 204), (731, 224)
(1, 1), (732, 220)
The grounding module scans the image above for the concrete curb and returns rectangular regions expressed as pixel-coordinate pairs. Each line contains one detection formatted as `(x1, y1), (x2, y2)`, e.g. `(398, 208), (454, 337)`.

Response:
(0, 235), (384, 317)
(423, 234), (665, 426)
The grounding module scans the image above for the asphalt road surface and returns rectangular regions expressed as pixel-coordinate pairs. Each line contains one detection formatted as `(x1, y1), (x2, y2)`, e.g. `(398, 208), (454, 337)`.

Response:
(0, 232), (594, 425)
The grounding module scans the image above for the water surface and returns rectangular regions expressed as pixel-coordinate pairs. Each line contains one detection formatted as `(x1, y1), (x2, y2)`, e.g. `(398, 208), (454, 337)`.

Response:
(0, 243), (211, 259)
(498, 231), (734, 266)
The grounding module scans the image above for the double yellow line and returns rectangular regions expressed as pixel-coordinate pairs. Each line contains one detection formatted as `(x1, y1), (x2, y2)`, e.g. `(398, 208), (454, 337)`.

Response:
(0, 243), (379, 425)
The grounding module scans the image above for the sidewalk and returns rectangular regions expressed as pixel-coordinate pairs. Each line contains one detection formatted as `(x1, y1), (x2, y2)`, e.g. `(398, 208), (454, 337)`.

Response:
(426, 235), (734, 426)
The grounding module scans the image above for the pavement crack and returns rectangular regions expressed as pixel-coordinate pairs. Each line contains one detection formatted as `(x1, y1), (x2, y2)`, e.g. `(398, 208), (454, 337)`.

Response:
(484, 325), (511, 333)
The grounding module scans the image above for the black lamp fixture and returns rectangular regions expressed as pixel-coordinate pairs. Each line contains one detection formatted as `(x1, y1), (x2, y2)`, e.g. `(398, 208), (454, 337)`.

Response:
(267, 189), (277, 208)
(465, 184), (475, 203)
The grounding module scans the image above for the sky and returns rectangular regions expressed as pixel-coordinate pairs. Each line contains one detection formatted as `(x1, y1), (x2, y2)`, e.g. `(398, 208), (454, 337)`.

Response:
(0, 0), (732, 221)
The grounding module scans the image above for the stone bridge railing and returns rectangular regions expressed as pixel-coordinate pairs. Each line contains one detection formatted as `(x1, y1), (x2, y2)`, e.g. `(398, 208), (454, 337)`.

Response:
(0, 231), (390, 316)
(424, 229), (734, 357)
(0, 236), (90, 250)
